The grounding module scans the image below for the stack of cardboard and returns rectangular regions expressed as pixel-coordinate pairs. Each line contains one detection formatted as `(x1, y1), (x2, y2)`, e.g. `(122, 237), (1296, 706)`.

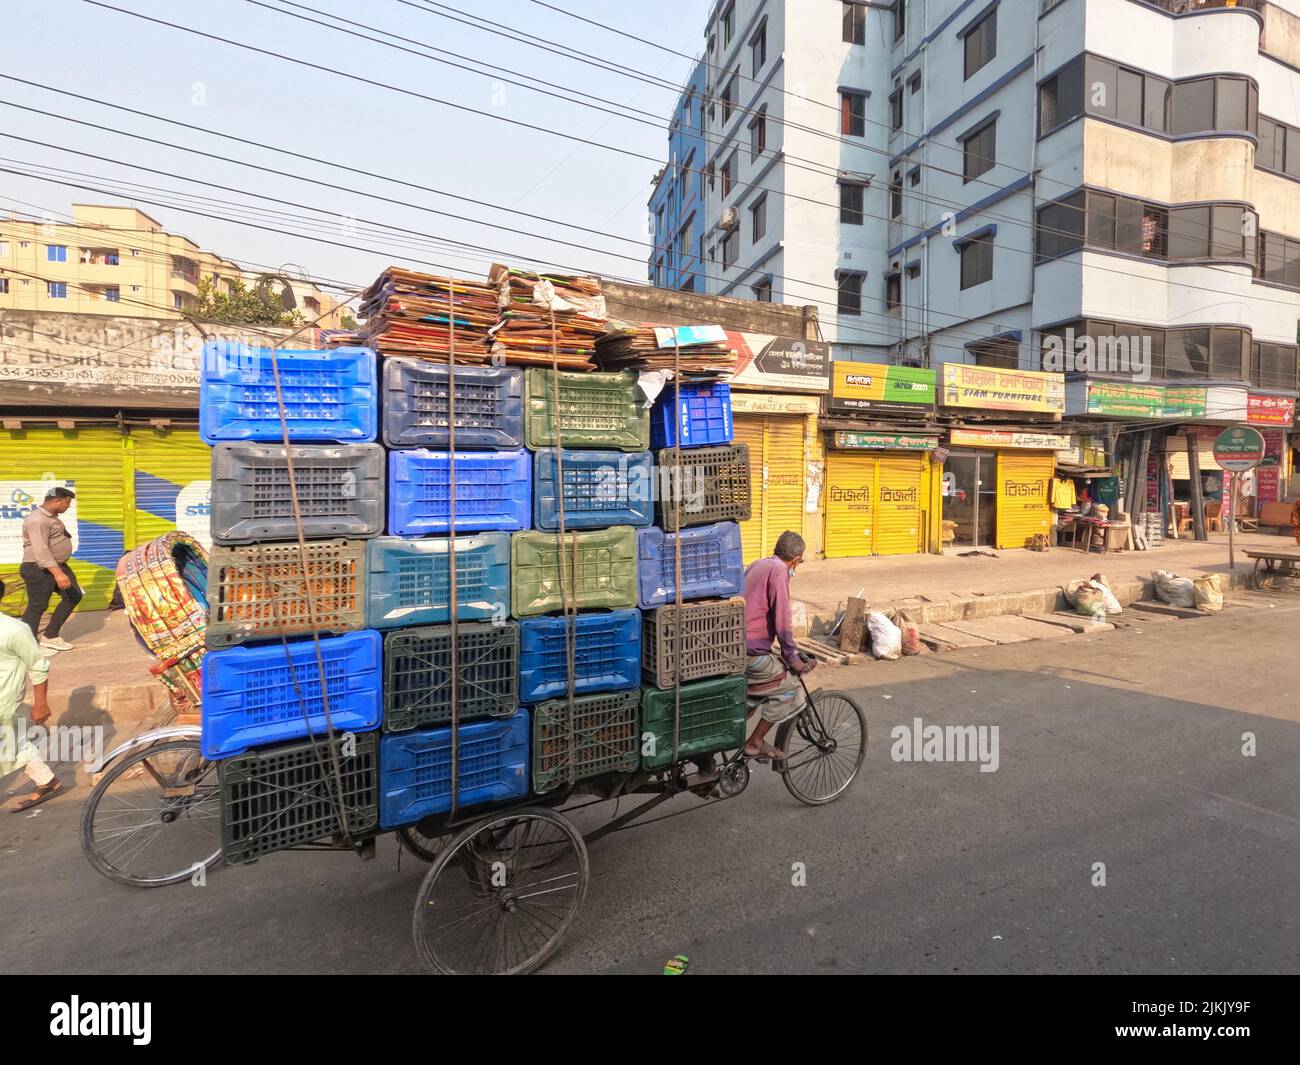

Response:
(486, 264), (606, 370)
(594, 321), (736, 378)
(356, 268), (497, 361)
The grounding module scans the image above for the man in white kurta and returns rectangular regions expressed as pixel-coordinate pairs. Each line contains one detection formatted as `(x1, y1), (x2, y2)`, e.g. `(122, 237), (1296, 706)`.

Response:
(1, 579), (60, 811)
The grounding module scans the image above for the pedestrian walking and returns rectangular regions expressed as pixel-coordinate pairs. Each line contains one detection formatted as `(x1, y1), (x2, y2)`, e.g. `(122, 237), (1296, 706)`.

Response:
(19, 486), (83, 653)
(0, 579), (63, 812)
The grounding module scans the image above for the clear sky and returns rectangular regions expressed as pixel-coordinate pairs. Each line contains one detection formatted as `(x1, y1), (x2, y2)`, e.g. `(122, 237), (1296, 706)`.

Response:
(1, 0), (711, 302)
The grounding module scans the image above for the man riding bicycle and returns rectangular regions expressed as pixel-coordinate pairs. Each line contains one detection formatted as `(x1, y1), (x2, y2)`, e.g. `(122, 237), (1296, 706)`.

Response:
(741, 531), (815, 761)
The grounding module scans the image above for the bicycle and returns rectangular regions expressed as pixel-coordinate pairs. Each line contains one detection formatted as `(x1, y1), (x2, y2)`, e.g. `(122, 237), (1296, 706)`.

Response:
(80, 725), (223, 888)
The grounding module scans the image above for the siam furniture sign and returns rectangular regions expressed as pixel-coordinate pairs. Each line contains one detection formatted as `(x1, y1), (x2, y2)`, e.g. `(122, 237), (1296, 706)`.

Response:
(941, 364), (1065, 413)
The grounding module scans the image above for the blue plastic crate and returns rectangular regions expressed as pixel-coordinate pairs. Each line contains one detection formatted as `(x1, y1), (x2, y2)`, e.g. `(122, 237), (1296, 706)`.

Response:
(517, 609), (641, 704)
(365, 533), (510, 629)
(533, 449), (653, 532)
(200, 630), (382, 759)
(650, 381), (733, 450)
(379, 711), (530, 828)
(637, 521), (744, 608)
(200, 342), (377, 444)
(383, 360), (524, 449)
(388, 449), (532, 535)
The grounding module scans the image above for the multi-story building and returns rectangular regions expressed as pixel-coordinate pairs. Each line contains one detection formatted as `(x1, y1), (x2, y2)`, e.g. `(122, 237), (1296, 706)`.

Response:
(657, 0), (1300, 387)
(650, 60), (710, 292)
(0, 203), (348, 326)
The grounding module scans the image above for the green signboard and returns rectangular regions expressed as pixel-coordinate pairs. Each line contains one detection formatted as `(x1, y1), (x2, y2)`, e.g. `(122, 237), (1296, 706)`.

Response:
(1085, 382), (1208, 418)
(833, 431), (938, 451)
(831, 362), (936, 412)
(1213, 425), (1266, 472)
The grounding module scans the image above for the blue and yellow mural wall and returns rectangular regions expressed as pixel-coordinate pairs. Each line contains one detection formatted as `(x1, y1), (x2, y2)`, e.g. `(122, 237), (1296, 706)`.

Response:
(1, 424), (210, 615)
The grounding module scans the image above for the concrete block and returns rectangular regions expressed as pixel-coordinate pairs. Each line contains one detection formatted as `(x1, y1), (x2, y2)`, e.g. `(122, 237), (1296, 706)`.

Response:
(1128, 601), (1208, 620)
(919, 624), (998, 648)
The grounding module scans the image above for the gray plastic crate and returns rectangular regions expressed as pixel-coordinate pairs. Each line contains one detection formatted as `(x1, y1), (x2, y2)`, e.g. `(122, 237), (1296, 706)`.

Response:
(655, 444), (752, 531)
(206, 539), (367, 648)
(383, 622), (519, 731)
(642, 596), (746, 687)
(211, 442), (385, 544)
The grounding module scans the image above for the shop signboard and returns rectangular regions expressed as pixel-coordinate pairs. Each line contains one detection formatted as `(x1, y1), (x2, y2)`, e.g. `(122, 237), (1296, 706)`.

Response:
(830, 362), (935, 413)
(727, 331), (831, 393)
(1084, 382), (1208, 419)
(948, 428), (1070, 450)
(941, 364), (1065, 413)
(1256, 429), (1286, 504)
(0, 480), (79, 564)
(833, 431), (938, 451)
(1162, 387), (1209, 419)
(1212, 425), (1266, 472)
(1245, 394), (1296, 426)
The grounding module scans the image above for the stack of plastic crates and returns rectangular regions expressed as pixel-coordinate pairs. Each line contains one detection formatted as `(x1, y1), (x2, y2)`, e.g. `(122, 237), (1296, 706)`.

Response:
(375, 358), (531, 828)
(511, 368), (649, 791)
(639, 380), (750, 770)
(200, 342), (385, 862)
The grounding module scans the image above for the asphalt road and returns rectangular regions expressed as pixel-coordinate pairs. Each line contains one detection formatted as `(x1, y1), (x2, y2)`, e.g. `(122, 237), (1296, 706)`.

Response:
(3, 598), (1297, 975)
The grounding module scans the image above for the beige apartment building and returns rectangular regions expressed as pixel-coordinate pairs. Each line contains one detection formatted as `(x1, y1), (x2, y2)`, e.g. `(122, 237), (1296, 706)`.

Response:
(0, 203), (348, 327)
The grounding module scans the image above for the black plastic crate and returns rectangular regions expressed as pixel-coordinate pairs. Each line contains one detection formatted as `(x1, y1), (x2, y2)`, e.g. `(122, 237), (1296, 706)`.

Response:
(219, 730), (379, 865)
(642, 597), (746, 687)
(383, 359), (524, 449)
(532, 689), (641, 793)
(655, 444), (752, 531)
(383, 622), (519, 731)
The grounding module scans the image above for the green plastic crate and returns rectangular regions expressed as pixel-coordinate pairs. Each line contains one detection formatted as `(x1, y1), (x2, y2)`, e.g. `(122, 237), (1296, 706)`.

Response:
(532, 688), (641, 793)
(511, 527), (638, 617)
(524, 368), (649, 451)
(640, 674), (748, 769)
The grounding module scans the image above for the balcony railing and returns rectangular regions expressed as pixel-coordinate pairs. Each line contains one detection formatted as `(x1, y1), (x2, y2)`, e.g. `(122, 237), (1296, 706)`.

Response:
(1130, 0), (1261, 14)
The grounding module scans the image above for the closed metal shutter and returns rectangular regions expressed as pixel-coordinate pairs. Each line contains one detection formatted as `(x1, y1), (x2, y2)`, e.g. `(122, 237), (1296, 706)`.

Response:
(0, 426), (127, 613)
(873, 454), (927, 555)
(131, 428), (212, 548)
(733, 413), (806, 564)
(1167, 443), (1218, 480)
(824, 450), (875, 558)
(996, 450), (1053, 549)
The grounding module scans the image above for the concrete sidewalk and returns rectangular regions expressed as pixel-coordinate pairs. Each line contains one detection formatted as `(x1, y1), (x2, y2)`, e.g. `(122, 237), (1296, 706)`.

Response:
(791, 528), (1297, 630)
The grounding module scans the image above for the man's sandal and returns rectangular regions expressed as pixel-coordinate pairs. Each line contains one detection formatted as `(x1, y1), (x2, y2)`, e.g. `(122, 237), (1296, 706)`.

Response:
(10, 779), (64, 813)
(743, 742), (786, 764)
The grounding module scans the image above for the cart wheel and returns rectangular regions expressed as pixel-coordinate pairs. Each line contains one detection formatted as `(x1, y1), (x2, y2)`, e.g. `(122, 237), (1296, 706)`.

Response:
(775, 689), (867, 806)
(412, 806), (589, 975)
(396, 824), (446, 863)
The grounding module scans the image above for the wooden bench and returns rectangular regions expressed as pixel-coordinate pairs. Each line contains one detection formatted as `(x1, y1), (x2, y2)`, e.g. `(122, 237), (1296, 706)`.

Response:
(1243, 549), (1300, 580)
(1258, 501), (1293, 531)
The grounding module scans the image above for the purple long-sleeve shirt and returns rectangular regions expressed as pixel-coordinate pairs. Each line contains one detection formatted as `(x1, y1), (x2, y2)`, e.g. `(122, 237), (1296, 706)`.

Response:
(744, 555), (799, 664)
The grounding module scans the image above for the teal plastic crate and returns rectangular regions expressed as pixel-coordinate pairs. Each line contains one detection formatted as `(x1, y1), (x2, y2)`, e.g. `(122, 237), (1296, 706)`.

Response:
(510, 527), (638, 618)
(524, 368), (649, 451)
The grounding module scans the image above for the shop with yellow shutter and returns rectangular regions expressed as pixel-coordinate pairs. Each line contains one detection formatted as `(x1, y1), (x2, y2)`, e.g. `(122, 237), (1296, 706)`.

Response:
(945, 429), (1069, 549)
(823, 433), (942, 557)
(731, 392), (821, 564)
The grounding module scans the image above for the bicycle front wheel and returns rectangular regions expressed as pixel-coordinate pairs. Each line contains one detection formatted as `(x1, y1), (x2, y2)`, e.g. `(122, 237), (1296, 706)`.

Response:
(775, 690), (867, 806)
(80, 739), (222, 888)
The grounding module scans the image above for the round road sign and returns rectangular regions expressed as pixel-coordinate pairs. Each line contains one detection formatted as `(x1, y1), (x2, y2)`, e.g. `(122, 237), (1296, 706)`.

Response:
(1212, 425), (1266, 473)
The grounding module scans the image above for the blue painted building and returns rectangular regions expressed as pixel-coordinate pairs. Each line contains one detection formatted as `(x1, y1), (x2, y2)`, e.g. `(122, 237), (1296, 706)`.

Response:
(648, 59), (711, 293)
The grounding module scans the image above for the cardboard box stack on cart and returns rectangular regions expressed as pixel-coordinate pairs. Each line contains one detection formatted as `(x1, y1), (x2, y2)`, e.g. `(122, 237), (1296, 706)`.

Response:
(195, 271), (754, 866)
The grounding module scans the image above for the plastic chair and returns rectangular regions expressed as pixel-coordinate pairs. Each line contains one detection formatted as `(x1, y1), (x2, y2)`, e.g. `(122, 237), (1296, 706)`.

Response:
(1204, 502), (1223, 533)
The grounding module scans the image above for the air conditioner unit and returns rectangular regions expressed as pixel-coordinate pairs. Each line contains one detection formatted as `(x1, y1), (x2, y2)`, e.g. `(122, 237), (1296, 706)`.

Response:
(720, 206), (739, 231)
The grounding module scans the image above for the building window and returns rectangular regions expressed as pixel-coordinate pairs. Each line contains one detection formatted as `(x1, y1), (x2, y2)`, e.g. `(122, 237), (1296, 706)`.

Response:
(0, 241), (9, 256)
(130, 248), (141, 257)
(46, 244), (67, 263)
(721, 154), (735, 198)
(837, 272), (864, 315)
(680, 276), (696, 292)
(894, 0), (906, 42)
(1258, 231), (1300, 289)
(1258, 116), (1300, 179)
(0, 278), (8, 294)
(962, 118), (996, 182)
(1035, 190), (1086, 262)
(889, 88), (903, 130)
(841, 91), (867, 136)
(173, 292), (184, 309)
(751, 25), (766, 75)
(908, 166), (921, 187)
(105, 287), (120, 302)
(753, 279), (773, 302)
(1252, 341), (1300, 390)
(909, 72), (921, 95)
(47, 281), (67, 299)
(963, 8), (997, 80)
(722, 77), (738, 124)
(969, 337), (1019, 368)
(890, 172), (903, 219)
(840, 182), (865, 225)
(959, 233), (994, 289)
(722, 228), (740, 268)
(885, 272), (901, 311)
(750, 195), (767, 243)
(132, 284), (141, 292)
(844, 2), (866, 44)
(750, 112), (766, 160)
(721, 2), (734, 46)
(1038, 56), (1084, 136)
(905, 262), (920, 280)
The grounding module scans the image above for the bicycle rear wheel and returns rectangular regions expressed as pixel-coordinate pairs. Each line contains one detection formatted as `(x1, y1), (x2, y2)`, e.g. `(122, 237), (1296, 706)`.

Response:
(80, 739), (222, 887)
(775, 690), (867, 806)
